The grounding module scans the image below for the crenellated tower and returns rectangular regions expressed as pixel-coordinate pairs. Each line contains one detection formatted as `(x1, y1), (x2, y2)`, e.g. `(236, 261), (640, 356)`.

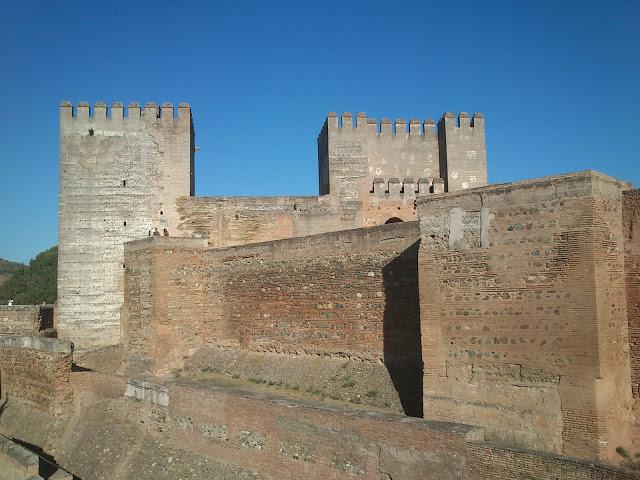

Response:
(317, 111), (487, 225)
(58, 101), (194, 347)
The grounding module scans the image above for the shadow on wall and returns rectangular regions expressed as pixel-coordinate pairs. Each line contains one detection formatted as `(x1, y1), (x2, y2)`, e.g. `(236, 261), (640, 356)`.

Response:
(382, 240), (423, 417)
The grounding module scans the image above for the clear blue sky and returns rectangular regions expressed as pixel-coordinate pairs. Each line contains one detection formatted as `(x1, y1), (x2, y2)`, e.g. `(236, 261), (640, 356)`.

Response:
(0, 0), (638, 263)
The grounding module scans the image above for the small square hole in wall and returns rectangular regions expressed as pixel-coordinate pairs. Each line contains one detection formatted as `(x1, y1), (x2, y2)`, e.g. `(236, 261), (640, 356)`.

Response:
(122, 180), (126, 187)
(160, 211), (163, 215)
(124, 221), (127, 226)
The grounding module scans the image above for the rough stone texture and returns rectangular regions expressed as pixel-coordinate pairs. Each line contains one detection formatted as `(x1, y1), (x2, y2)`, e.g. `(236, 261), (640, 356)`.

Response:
(0, 336), (73, 416)
(417, 171), (633, 461)
(0, 305), (54, 336)
(122, 222), (423, 414)
(57, 102), (194, 348)
(0, 435), (40, 480)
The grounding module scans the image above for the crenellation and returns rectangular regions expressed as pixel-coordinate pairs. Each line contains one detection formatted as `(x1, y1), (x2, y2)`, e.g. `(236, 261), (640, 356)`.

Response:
(458, 111), (471, 128)
(472, 112), (484, 127)
(143, 101), (159, 120)
(58, 101), (186, 122)
(111, 102), (124, 120)
(418, 177), (433, 195)
(380, 117), (393, 134)
(128, 101), (141, 119)
(94, 101), (107, 119)
(76, 101), (90, 118)
(340, 111), (352, 128)
(408, 118), (420, 134)
(356, 111), (367, 128)
(388, 177), (402, 197)
(395, 118), (407, 134)
(161, 102), (174, 120)
(327, 111), (338, 128)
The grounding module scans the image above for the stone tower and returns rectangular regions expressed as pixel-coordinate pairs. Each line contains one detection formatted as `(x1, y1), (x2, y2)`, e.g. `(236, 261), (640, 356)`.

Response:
(317, 112), (487, 225)
(58, 101), (194, 347)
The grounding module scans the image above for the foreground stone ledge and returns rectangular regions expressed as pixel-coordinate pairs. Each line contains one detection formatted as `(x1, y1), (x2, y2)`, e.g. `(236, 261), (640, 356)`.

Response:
(0, 336), (73, 354)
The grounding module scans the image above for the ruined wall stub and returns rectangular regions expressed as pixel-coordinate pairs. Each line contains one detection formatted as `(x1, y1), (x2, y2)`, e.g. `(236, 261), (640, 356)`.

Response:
(417, 171), (632, 462)
(58, 101), (193, 347)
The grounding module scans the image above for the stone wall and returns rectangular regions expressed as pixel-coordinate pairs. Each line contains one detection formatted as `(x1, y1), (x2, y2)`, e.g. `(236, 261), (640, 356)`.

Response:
(123, 223), (424, 413)
(0, 305), (54, 336)
(417, 171), (633, 461)
(0, 336), (73, 416)
(58, 101), (193, 348)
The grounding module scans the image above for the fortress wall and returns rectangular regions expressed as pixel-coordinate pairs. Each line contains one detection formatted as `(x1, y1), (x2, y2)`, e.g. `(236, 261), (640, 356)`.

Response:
(123, 223), (424, 412)
(624, 190), (640, 397)
(417, 171), (632, 461)
(0, 337), (73, 416)
(0, 305), (53, 336)
(58, 102), (193, 348)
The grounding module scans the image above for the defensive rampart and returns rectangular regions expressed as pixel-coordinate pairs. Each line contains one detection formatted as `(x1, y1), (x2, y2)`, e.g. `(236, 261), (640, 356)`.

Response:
(417, 171), (633, 461)
(123, 222), (423, 413)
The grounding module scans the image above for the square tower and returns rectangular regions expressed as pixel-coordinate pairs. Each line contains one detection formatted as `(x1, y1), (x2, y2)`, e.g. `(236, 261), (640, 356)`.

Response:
(58, 101), (194, 347)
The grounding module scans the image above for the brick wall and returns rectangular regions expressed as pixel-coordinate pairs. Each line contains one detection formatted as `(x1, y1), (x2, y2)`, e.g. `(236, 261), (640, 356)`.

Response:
(417, 171), (633, 461)
(0, 336), (73, 416)
(0, 305), (54, 336)
(624, 190), (640, 396)
(466, 443), (638, 480)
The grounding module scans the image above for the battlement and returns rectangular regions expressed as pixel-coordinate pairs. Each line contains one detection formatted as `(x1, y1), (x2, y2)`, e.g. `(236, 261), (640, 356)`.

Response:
(325, 111), (483, 136)
(325, 111), (438, 137)
(59, 101), (191, 122)
(372, 177), (445, 198)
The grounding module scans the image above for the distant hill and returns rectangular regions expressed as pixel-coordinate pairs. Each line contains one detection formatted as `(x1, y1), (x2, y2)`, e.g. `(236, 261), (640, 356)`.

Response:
(0, 246), (57, 305)
(0, 257), (24, 286)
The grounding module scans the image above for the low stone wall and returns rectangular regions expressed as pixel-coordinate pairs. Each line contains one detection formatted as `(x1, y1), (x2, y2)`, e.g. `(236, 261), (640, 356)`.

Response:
(0, 305), (54, 336)
(0, 435), (40, 480)
(0, 336), (73, 416)
(1, 370), (637, 480)
(466, 443), (639, 480)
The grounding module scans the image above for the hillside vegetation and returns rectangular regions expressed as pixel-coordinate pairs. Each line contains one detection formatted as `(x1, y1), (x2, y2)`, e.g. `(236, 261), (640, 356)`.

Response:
(0, 257), (23, 286)
(0, 246), (57, 305)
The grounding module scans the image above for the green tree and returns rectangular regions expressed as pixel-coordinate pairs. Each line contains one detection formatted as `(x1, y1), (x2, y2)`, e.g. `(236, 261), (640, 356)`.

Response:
(0, 246), (57, 305)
